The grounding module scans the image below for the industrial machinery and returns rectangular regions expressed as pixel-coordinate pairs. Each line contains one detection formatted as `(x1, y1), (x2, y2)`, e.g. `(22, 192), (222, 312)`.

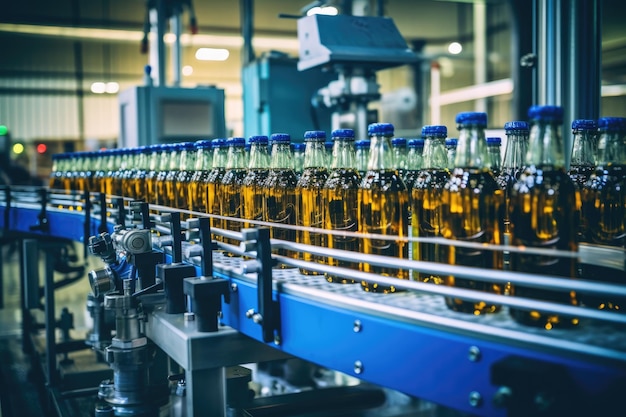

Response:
(1, 186), (625, 417)
(296, 14), (418, 140)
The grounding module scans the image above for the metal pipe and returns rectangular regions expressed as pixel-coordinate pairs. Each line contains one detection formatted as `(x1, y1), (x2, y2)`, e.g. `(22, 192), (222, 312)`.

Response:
(171, 7), (182, 87)
(564, 0), (601, 168)
(473, 0), (487, 112)
(240, 0), (255, 67)
(536, 0), (561, 105)
(149, 0), (166, 86)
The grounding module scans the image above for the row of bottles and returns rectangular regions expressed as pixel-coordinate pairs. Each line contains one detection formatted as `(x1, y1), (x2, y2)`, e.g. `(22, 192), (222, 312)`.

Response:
(49, 108), (625, 330)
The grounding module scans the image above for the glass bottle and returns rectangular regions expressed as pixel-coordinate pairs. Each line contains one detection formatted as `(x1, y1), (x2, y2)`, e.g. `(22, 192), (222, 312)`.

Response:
(445, 138), (458, 170)
(355, 139), (370, 177)
(171, 142), (196, 216)
(486, 137), (502, 176)
(263, 133), (298, 260)
(403, 138), (424, 190)
(220, 137), (248, 248)
(391, 137), (408, 179)
(113, 148), (131, 198)
(580, 117), (626, 311)
(121, 148), (139, 199)
(188, 140), (213, 214)
(324, 140), (334, 166)
(164, 144), (183, 208)
(292, 143), (306, 179)
(411, 125), (449, 283)
(568, 119), (597, 245)
(323, 129), (361, 283)
(146, 145), (165, 205)
(93, 150), (110, 195)
(205, 138), (228, 235)
(509, 105), (579, 329)
(441, 112), (504, 314)
(105, 149), (124, 198)
(242, 136), (270, 228)
(152, 145), (173, 206)
(132, 145), (151, 202)
(49, 153), (63, 190)
(359, 122), (409, 292)
(296, 130), (329, 275)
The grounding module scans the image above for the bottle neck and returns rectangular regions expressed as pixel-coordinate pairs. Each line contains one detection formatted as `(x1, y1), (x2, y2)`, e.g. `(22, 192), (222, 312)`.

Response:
(487, 144), (501, 171)
(525, 120), (565, 168)
(137, 152), (148, 170)
(179, 149), (196, 171)
(270, 143), (294, 170)
(148, 150), (159, 171)
(367, 134), (395, 171)
(393, 146), (407, 170)
(195, 148), (212, 170)
(248, 143), (270, 169)
(303, 140), (327, 169)
(226, 146), (247, 169)
(168, 149), (180, 171)
(212, 147), (228, 169)
(597, 130), (626, 165)
(422, 136), (448, 170)
(157, 150), (170, 170)
(407, 147), (423, 170)
(570, 130), (596, 167)
(455, 124), (487, 169)
(330, 139), (357, 169)
(501, 133), (528, 170)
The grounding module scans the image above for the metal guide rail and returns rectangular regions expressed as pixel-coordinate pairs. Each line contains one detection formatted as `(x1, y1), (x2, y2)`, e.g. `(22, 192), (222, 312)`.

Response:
(1, 186), (625, 417)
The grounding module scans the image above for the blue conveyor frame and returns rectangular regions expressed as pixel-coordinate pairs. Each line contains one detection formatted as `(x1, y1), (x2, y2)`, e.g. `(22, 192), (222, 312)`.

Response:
(1, 189), (625, 417)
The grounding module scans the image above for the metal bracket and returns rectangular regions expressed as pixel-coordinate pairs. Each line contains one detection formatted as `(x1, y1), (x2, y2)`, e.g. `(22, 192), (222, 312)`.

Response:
(30, 187), (49, 232)
(241, 227), (280, 344)
(162, 212), (184, 263)
(97, 192), (108, 234)
(114, 197), (126, 229)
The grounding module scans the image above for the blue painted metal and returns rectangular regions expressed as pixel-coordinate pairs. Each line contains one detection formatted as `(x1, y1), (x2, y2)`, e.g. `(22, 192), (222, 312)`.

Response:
(2, 203), (625, 416)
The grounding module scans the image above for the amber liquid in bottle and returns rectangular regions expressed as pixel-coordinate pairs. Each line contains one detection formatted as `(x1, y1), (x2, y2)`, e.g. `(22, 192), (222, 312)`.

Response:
(442, 168), (504, 314)
(206, 168), (226, 237)
(242, 169), (269, 227)
(580, 164), (626, 311)
(324, 168), (360, 283)
(411, 169), (449, 283)
(264, 169), (298, 259)
(296, 167), (328, 275)
(221, 169), (247, 247)
(359, 170), (409, 292)
(188, 170), (210, 214)
(509, 168), (579, 328)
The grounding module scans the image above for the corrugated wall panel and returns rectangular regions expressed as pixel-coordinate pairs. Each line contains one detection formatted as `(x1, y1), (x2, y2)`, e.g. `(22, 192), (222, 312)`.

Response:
(0, 94), (79, 141)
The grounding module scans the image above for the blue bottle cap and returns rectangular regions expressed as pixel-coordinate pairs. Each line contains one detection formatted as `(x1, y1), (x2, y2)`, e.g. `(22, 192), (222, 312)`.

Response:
(291, 143), (306, 152)
(486, 137), (501, 145)
(597, 117), (626, 132)
(408, 138), (424, 148)
(504, 121), (529, 132)
(527, 105), (563, 123)
(367, 122), (394, 136)
(248, 135), (269, 144)
(455, 112), (487, 126)
(421, 125), (448, 137)
(304, 130), (326, 141)
(445, 138), (458, 147)
(270, 133), (291, 144)
(195, 140), (213, 149)
(226, 137), (246, 147)
(331, 129), (355, 139)
(571, 119), (597, 131)
(180, 141), (196, 150)
(355, 139), (370, 149)
(324, 141), (334, 149)
(391, 137), (407, 147)
(211, 138), (227, 147)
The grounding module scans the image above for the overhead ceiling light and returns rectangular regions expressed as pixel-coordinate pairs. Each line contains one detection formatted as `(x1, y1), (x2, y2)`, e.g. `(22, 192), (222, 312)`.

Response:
(182, 65), (193, 76)
(306, 6), (338, 16)
(91, 82), (106, 94)
(195, 48), (230, 61)
(448, 42), (463, 55)
(105, 82), (119, 94)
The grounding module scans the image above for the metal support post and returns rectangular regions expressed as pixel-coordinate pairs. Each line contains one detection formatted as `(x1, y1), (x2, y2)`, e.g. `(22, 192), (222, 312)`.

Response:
(187, 367), (227, 416)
